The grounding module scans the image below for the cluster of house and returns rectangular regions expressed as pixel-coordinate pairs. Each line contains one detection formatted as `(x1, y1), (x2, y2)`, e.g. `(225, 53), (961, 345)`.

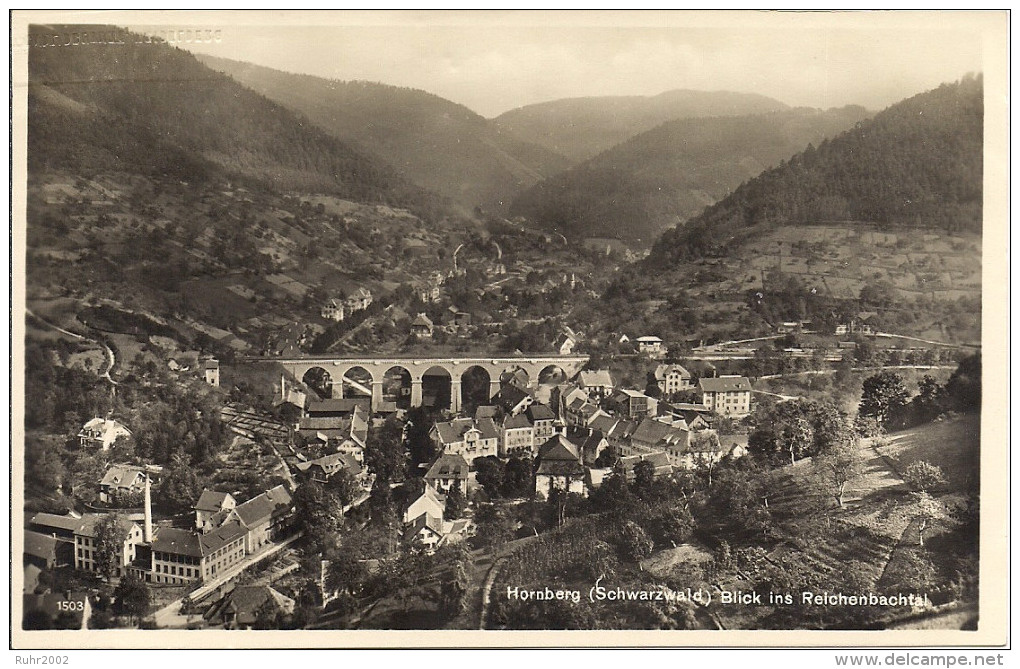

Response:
(409, 305), (475, 340)
(25, 477), (294, 587)
(320, 287), (374, 322)
(402, 365), (754, 516)
(400, 483), (472, 551)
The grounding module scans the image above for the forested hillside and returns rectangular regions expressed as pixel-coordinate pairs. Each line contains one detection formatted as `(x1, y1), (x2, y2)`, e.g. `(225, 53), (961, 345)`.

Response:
(649, 75), (983, 265)
(493, 89), (789, 163)
(28, 25), (448, 219)
(197, 55), (571, 212)
(510, 106), (870, 244)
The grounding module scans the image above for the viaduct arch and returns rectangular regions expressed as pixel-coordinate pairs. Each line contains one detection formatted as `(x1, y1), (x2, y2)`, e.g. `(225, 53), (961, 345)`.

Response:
(271, 355), (589, 413)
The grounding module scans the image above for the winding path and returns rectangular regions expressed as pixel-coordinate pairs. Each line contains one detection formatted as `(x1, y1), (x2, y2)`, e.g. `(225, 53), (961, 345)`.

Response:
(26, 308), (118, 383)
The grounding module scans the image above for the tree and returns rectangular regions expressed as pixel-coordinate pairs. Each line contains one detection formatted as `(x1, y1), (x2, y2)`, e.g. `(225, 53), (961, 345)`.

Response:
(501, 456), (533, 498)
(92, 513), (126, 580)
(646, 506), (696, 547)
(26, 438), (66, 496)
(781, 416), (815, 466)
(616, 520), (654, 561)
(325, 468), (361, 508)
(474, 456), (505, 498)
(112, 574), (151, 625)
(405, 408), (438, 471)
(944, 353), (981, 413)
(292, 482), (343, 554)
(748, 400), (818, 465)
(156, 455), (204, 514)
(903, 461), (948, 494)
(813, 437), (864, 508)
(364, 417), (407, 483)
(858, 371), (910, 431)
(709, 461), (772, 536)
(444, 486), (466, 520)
(473, 503), (513, 550)
(911, 375), (945, 424)
(324, 549), (368, 597)
(690, 431), (726, 486)
(631, 460), (657, 499)
(912, 491), (950, 547)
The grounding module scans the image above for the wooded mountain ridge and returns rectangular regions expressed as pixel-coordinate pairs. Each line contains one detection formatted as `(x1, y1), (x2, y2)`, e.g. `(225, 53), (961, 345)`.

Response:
(28, 25), (450, 221)
(509, 105), (871, 245)
(493, 89), (791, 163)
(649, 75), (983, 266)
(196, 54), (572, 213)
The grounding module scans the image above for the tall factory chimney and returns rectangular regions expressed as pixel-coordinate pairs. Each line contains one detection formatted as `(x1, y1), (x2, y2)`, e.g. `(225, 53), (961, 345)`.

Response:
(143, 473), (153, 543)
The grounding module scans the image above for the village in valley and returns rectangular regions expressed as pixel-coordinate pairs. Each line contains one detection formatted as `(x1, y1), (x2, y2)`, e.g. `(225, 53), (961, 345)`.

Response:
(22, 252), (982, 630)
(19, 18), (988, 634)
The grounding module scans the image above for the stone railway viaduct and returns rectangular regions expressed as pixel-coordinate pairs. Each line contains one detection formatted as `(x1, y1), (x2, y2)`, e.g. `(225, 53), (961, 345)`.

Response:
(265, 354), (590, 413)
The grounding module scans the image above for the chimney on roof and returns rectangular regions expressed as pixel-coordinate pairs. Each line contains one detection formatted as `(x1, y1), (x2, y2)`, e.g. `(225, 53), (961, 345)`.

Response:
(143, 473), (153, 543)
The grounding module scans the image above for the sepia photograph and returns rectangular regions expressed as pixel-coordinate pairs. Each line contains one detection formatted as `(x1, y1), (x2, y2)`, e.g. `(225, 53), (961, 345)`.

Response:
(9, 9), (1009, 652)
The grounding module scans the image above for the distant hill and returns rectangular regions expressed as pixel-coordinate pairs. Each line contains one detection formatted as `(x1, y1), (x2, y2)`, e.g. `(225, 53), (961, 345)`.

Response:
(493, 89), (790, 163)
(28, 25), (444, 216)
(196, 54), (572, 212)
(649, 75), (984, 265)
(509, 105), (871, 245)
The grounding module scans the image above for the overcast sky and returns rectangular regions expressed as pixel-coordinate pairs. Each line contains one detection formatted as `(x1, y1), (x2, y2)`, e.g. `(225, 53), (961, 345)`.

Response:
(128, 11), (991, 118)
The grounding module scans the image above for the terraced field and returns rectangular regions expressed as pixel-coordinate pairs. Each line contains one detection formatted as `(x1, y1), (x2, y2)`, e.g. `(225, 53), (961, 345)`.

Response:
(711, 415), (980, 629)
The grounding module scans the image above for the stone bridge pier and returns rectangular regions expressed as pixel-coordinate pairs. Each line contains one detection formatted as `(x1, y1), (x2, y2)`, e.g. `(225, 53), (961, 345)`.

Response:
(270, 355), (589, 413)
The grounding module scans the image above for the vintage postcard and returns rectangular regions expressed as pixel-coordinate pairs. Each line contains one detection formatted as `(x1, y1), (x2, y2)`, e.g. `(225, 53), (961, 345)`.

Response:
(9, 9), (1010, 653)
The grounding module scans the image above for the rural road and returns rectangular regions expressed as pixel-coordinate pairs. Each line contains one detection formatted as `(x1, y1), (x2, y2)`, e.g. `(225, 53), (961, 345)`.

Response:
(26, 307), (118, 383)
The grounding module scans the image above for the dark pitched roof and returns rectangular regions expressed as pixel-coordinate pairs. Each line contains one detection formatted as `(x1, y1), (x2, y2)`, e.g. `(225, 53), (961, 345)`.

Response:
(537, 435), (581, 463)
(305, 397), (371, 415)
(607, 420), (639, 440)
(565, 429), (607, 456)
(200, 521), (247, 554)
(152, 527), (204, 558)
(207, 585), (292, 626)
(503, 413), (532, 430)
(29, 512), (85, 535)
(631, 418), (681, 446)
(566, 396), (588, 411)
(475, 405), (499, 419)
(298, 416), (346, 431)
(578, 369), (614, 388)
(536, 458), (585, 477)
(411, 313), (434, 328)
(475, 417), (500, 440)
(433, 417), (475, 444)
(589, 415), (619, 435)
(75, 513), (138, 539)
(491, 384), (530, 411)
(525, 403), (556, 422)
(403, 514), (445, 541)
(194, 489), (233, 512)
(294, 452), (362, 476)
(699, 376), (752, 393)
(99, 464), (146, 488)
(425, 454), (470, 481)
(654, 364), (691, 380)
(23, 531), (58, 561)
(233, 485), (293, 528)
(619, 451), (673, 477)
